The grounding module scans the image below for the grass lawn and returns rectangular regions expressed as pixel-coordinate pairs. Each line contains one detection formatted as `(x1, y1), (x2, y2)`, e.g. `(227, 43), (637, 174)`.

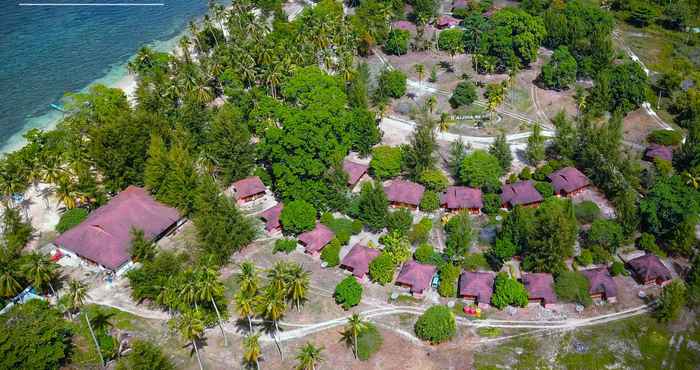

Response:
(474, 314), (700, 369)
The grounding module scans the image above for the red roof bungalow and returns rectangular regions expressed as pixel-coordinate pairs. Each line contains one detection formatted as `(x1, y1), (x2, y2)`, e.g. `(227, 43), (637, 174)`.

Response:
(644, 144), (673, 162)
(298, 223), (335, 256)
(391, 20), (417, 34)
(522, 273), (557, 308)
(459, 271), (495, 309)
(548, 167), (590, 197)
(340, 244), (380, 281)
(581, 268), (617, 303)
(342, 160), (369, 188)
(54, 186), (182, 275)
(500, 181), (543, 208)
(259, 203), (283, 234)
(452, 0), (469, 10)
(396, 261), (437, 298)
(231, 176), (266, 204)
(627, 254), (672, 286)
(441, 186), (483, 214)
(436, 15), (460, 29)
(384, 180), (425, 209)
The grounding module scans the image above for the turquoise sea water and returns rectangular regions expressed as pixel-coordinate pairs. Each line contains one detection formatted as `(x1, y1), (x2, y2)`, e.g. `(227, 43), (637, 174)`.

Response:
(0, 1), (214, 152)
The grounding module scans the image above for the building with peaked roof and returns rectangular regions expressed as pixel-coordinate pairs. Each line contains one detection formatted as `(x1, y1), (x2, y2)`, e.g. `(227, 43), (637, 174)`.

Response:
(436, 15), (460, 28)
(644, 144), (673, 162)
(548, 167), (590, 197)
(627, 254), (672, 286)
(384, 180), (425, 209)
(500, 181), (543, 208)
(342, 159), (370, 187)
(441, 186), (483, 214)
(230, 176), (267, 204)
(54, 186), (182, 275)
(340, 244), (380, 280)
(259, 203), (283, 234)
(581, 268), (617, 303)
(396, 261), (437, 298)
(459, 271), (495, 308)
(298, 223), (335, 256)
(522, 273), (557, 307)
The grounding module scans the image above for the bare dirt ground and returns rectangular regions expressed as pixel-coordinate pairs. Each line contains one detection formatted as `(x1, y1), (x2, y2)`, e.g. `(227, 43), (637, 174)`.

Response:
(622, 107), (665, 146)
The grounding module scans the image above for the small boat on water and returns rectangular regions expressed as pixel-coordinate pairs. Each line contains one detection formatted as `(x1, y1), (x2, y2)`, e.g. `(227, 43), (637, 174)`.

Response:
(50, 103), (65, 112)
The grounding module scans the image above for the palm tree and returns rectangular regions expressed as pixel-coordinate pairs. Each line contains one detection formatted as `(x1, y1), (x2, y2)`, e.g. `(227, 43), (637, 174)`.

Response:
(256, 287), (286, 357)
(198, 266), (227, 346)
(236, 261), (259, 296)
(0, 268), (21, 299)
(414, 64), (425, 86)
(340, 313), (366, 359)
(234, 290), (256, 332)
(242, 333), (262, 370)
(55, 177), (77, 209)
(267, 261), (288, 293)
(179, 268), (201, 310)
(21, 252), (58, 298)
(438, 112), (455, 132)
(67, 279), (88, 320)
(683, 171), (700, 189)
(425, 95), (437, 114)
(284, 264), (310, 311)
(574, 86), (587, 118)
(174, 310), (206, 370)
(295, 342), (324, 370)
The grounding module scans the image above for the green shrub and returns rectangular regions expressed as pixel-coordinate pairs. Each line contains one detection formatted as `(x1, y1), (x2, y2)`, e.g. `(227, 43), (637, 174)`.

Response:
(56, 208), (89, 233)
(420, 191), (440, 212)
(462, 252), (489, 271)
(637, 233), (667, 257)
(576, 249), (593, 266)
(482, 193), (502, 215)
(554, 271), (592, 307)
(280, 199), (317, 234)
(409, 218), (433, 244)
(654, 280), (687, 322)
(610, 261), (626, 276)
(449, 81), (478, 108)
(438, 264), (460, 297)
(369, 253), (395, 285)
(534, 181), (554, 198)
(370, 146), (403, 180)
(334, 276), (363, 310)
(589, 245), (613, 264)
(491, 272), (529, 309)
(116, 340), (175, 370)
(419, 169), (449, 192)
(414, 305), (456, 344)
(387, 208), (414, 235)
(357, 323), (383, 361)
(377, 69), (407, 99)
(415, 243), (435, 263)
(321, 239), (341, 267)
(648, 129), (682, 146)
(533, 164), (554, 181)
(274, 238), (297, 254)
(519, 167), (532, 180)
(587, 219), (624, 253)
(492, 238), (517, 261)
(384, 29), (410, 55)
(574, 201), (600, 224)
(381, 231), (412, 265)
(351, 219), (363, 234)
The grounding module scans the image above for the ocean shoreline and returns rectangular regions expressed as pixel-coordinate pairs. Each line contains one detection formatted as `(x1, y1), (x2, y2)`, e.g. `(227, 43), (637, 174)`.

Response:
(0, 17), (191, 155)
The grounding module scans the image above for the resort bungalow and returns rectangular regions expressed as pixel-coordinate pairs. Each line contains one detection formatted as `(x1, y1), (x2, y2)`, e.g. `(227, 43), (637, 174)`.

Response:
(500, 181), (543, 209)
(644, 144), (673, 162)
(54, 186), (183, 276)
(548, 167), (590, 197)
(436, 15), (460, 29)
(458, 271), (494, 309)
(440, 186), (483, 214)
(259, 203), (283, 234)
(581, 267), (617, 303)
(627, 254), (672, 286)
(384, 180), (425, 209)
(230, 176), (267, 205)
(522, 273), (557, 308)
(340, 244), (380, 281)
(298, 223), (335, 257)
(342, 159), (370, 189)
(396, 261), (437, 298)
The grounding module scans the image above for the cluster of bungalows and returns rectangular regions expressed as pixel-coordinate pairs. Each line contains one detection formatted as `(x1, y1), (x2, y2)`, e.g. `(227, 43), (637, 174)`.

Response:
(52, 186), (184, 276)
(458, 271), (558, 309)
(500, 167), (591, 209)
